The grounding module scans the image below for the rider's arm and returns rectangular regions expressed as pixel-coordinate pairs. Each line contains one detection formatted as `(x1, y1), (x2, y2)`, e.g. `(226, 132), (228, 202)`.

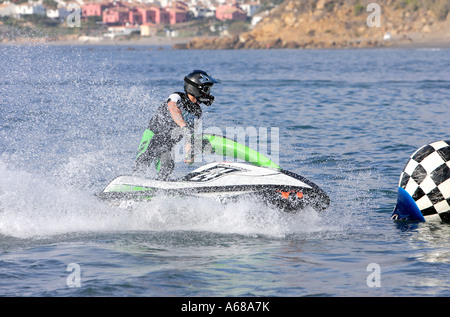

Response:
(167, 100), (186, 128)
(167, 98), (194, 163)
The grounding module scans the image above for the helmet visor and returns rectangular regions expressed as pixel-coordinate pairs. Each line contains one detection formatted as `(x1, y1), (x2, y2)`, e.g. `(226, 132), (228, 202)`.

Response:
(199, 74), (220, 85)
(201, 84), (213, 95)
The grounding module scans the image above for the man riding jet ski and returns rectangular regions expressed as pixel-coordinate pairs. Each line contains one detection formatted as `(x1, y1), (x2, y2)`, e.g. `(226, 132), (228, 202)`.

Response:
(134, 70), (220, 180)
(99, 71), (330, 213)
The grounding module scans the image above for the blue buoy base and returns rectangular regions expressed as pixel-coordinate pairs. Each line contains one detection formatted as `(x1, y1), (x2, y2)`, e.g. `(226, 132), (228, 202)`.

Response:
(392, 187), (426, 222)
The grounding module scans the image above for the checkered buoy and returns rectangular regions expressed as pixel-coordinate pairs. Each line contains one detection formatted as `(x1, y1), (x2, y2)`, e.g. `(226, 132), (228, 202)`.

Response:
(392, 140), (450, 222)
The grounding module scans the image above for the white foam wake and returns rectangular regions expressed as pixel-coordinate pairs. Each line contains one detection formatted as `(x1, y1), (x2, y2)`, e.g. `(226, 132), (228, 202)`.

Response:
(0, 158), (335, 239)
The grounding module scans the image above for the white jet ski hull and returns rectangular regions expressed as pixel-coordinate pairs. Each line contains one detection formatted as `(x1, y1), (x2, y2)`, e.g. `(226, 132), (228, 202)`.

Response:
(98, 162), (330, 213)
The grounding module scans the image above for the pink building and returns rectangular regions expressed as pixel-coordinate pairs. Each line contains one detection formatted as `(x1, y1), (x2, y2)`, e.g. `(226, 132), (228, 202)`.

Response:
(102, 7), (130, 25)
(99, 1), (188, 26)
(134, 6), (154, 24)
(128, 9), (142, 25)
(168, 8), (187, 24)
(149, 6), (170, 24)
(82, 2), (111, 17)
(215, 3), (247, 21)
(165, 1), (188, 24)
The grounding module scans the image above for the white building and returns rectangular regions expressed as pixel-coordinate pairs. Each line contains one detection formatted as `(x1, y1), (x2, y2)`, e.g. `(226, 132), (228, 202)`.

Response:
(15, 3), (46, 16)
(46, 6), (71, 20)
(251, 9), (268, 27)
(240, 1), (261, 17)
(0, 2), (16, 17)
(158, 0), (170, 7)
(189, 4), (213, 18)
(103, 25), (141, 38)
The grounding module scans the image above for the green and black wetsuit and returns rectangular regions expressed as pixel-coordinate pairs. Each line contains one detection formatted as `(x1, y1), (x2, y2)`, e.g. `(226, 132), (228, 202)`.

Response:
(135, 92), (202, 179)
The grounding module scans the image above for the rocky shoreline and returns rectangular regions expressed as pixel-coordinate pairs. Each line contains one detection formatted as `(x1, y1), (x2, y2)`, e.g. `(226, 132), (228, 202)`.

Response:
(4, 34), (449, 50)
(173, 32), (450, 50)
(174, 0), (450, 50)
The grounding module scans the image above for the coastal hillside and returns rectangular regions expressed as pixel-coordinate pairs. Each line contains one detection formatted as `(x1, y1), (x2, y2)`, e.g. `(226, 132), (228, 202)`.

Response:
(183, 0), (450, 49)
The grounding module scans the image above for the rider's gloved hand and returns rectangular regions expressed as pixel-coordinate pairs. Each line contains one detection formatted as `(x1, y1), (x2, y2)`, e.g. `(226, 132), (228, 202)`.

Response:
(184, 153), (194, 164)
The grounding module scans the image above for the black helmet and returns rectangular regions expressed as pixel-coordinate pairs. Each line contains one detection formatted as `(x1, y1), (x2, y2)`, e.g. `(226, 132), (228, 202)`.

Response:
(184, 70), (220, 106)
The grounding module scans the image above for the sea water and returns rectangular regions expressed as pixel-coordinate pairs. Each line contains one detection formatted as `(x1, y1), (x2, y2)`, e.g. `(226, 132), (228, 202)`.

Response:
(0, 44), (449, 297)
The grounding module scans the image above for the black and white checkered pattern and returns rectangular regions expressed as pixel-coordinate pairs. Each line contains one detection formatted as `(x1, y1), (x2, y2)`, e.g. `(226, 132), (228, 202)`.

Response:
(399, 140), (450, 222)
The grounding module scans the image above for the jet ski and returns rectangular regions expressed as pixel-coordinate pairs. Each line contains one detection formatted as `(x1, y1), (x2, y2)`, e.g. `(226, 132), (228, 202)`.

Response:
(98, 134), (330, 213)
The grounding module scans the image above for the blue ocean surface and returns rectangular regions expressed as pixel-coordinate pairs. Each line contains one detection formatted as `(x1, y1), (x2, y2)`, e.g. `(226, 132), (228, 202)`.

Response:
(0, 44), (449, 297)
